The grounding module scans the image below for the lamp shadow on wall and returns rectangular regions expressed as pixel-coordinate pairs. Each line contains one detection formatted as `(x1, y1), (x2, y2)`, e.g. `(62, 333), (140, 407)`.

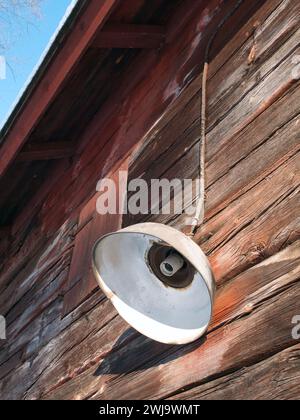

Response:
(94, 327), (206, 376)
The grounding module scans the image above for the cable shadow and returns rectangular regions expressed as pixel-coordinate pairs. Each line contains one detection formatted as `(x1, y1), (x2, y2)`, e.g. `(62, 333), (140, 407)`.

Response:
(94, 327), (207, 376)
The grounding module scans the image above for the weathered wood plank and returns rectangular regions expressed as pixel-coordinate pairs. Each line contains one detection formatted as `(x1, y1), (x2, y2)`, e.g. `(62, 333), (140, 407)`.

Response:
(27, 242), (300, 400)
(212, 241), (300, 329)
(209, 185), (299, 283)
(133, 131), (300, 284)
(63, 158), (129, 315)
(0, 226), (46, 293)
(1, 0), (299, 403)
(170, 344), (300, 400)
(207, 0), (300, 137)
(124, 25), (300, 228)
(192, 151), (299, 255)
(0, 220), (76, 318)
(94, 282), (300, 400)
(20, 289), (105, 365)
(0, 351), (23, 381)
(6, 259), (70, 341)
(0, 261), (69, 365)
(38, 0), (258, 242)
(0, 221), (77, 366)
(0, 298), (116, 400)
(0, 0), (118, 179)
(43, 325), (173, 401)
(148, 81), (300, 229)
(146, 112), (299, 228)
(0, 272), (105, 373)
(197, 151), (300, 284)
(0, 298), (63, 368)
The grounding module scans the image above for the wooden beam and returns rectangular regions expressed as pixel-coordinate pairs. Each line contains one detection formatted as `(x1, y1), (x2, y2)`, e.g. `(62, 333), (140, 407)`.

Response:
(17, 142), (74, 162)
(92, 24), (166, 49)
(0, 0), (118, 179)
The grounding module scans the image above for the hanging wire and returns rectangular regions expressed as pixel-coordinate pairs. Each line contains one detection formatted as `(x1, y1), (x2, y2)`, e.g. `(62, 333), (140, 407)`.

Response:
(189, 0), (245, 237)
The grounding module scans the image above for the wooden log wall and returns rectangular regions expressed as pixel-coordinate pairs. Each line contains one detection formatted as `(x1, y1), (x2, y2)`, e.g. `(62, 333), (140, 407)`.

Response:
(0, 0), (299, 400)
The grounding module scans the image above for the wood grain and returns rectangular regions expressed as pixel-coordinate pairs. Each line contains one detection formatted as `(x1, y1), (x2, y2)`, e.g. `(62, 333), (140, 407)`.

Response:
(0, 0), (299, 401)
(0, 0), (118, 178)
(170, 344), (300, 400)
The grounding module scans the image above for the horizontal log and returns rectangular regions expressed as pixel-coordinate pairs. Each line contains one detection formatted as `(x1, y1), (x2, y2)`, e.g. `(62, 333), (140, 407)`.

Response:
(94, 281), (300, 400)
(129, 118), (300, 285)
(0, 220), (76, 318)
(0, 298), (116, 400)
(146, 81), (300, 230)
(170, 344), (300, 400)
(92, 24), (166, 49)
(125, 18), (300, 226)
(2, 0), (299, 403)
(209, 184), (299, 283)
(63, 159), (129, 316)
(212, 240), (300, 328)
(17, 142), (74, 162)
(0, 221), (77, 368)
(0, 268), (69, 368)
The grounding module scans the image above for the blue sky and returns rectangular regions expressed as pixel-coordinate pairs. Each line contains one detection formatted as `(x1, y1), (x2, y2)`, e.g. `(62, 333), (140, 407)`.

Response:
(0, 0), (74, 129)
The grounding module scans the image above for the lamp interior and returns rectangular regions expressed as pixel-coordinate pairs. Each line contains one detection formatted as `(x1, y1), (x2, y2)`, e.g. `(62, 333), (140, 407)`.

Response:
(93, 230), (212, 344)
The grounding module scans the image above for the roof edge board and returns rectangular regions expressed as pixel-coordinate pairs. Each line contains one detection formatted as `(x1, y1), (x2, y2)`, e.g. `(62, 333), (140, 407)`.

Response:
(0, 0), (119, 180)
(0, 0), (85, 139)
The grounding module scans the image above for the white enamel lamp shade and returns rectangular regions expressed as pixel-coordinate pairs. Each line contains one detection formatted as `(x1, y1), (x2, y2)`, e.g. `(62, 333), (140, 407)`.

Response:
(92, 223), (215, 345)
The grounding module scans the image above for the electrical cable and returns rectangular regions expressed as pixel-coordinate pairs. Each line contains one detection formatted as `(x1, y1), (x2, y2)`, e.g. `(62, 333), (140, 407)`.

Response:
(189, 0), (245, 236)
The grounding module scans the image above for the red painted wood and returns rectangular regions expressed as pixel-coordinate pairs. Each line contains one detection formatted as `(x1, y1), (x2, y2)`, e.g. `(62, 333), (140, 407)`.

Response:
(0, 0), (119, 179)
(0, 226), (11, 240)
(92, 23), (166, 49)
(62, 158), (129, 316)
